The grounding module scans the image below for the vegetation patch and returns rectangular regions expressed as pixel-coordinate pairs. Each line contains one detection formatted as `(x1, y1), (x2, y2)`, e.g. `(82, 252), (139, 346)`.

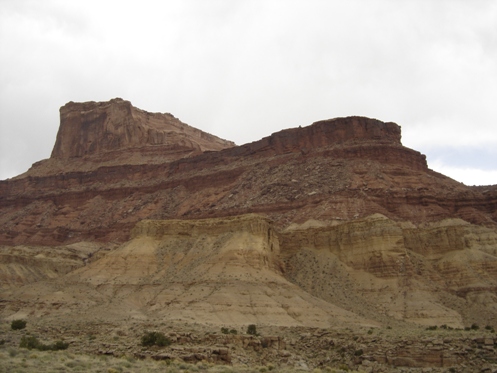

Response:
(19, 335), (68, 351)
(141, 331), (171, 347)
(247, 324), (257, 336)
(11, 319), (27, 330)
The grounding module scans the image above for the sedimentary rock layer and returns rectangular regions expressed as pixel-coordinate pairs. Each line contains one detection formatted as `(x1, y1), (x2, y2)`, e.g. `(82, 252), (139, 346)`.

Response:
(52, 98), (234, 159)
(1, 98), (497, 330)
(0, 99), (496, 246)
(0, 214), (375, 328)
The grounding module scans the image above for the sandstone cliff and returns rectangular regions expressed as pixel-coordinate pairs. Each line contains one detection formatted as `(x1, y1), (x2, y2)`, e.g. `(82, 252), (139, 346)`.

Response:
(1, 100), (495, 247)
(52, 98), (234, 160)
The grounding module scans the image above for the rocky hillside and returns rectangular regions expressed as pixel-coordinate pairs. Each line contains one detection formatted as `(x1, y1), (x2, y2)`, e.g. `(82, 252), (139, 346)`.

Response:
(1, 100), (495, 247)
(1, 99), (497, 370)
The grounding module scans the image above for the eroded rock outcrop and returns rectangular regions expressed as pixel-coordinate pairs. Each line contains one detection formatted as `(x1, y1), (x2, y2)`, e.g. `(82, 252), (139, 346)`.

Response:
(52, 98), (234, 159)
(1, 99), (495, 246)
(0, 98), (497, 336)
(281, 214), (497, 327)
(1, 214), (375, 329)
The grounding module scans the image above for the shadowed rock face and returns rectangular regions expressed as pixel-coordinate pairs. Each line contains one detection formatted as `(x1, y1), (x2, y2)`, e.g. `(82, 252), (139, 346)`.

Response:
(1, 98), (497, 333)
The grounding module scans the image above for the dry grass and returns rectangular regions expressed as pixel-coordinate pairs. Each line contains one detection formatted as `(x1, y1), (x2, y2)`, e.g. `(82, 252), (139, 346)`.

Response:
(1, 347), (165, 373)
(0, 346), (363, 373)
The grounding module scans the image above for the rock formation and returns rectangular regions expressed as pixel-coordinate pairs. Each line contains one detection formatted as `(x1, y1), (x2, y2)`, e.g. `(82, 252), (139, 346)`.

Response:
(1, 98), (497, 370)
(52, 98), (234, 160)
(1, 100), (495, 247)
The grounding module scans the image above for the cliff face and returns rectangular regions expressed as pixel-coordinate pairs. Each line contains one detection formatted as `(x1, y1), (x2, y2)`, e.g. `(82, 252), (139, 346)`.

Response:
(51, 98), (234, 160)
(1, 98), (497, 332)
(1, 99), (495, 246)
(281, 214), (497, 327)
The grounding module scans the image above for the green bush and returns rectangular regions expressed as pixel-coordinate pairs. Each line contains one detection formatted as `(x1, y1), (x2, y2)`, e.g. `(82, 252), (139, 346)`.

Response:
(19, 335), (68, 351)
(220, 327), (238, 334)
(247, 324), (258, 336)
(11, 319), (27, 330)
(141, 331), (171, 347)
(20, 335), (39, 349)
(485, 325), (495, 332)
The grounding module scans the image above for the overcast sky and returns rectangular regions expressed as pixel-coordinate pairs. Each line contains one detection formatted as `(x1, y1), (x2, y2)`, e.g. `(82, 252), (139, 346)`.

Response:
(1, 0), (496, 185)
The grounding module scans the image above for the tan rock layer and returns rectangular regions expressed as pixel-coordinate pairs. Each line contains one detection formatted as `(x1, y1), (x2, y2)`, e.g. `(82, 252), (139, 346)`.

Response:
(2, 213), (497, 328)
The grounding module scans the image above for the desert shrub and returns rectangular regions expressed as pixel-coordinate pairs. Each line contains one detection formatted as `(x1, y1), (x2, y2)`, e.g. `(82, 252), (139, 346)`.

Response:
(20, 335), (40, 350)
(247, 324), (257, 336)
(354, 349), (364, 356)
(485, 325), (495, 332)
(11, 319), (27, 330)
(141, 331), (171, 347)
(221, 327), (229, 334)
(367, 329), (373, 335)
(229, 329), (238, 335)
(426, 325), (438, 331)
(471, 323), (479, 331)
(19, 335), (68, 351)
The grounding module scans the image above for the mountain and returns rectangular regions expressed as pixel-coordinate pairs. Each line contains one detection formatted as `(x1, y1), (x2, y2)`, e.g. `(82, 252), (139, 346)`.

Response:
(1, 99), (497, 369)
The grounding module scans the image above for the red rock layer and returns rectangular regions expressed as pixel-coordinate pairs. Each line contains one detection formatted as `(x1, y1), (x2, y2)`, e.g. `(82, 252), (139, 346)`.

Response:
(0, 100), (496, 246)
(51, 98), (234, 159)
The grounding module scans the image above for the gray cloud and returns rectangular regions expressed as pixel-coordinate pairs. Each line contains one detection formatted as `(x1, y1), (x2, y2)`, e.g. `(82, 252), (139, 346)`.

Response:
(1, 0), (496, 185)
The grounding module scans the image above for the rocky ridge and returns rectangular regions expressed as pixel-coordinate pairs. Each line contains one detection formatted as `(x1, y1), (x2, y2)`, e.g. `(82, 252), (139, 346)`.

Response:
(1, 101), (495, 246)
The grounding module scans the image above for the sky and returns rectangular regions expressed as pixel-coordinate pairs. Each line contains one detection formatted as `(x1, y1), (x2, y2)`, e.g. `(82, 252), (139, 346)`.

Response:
(1, 0), (496, 185)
